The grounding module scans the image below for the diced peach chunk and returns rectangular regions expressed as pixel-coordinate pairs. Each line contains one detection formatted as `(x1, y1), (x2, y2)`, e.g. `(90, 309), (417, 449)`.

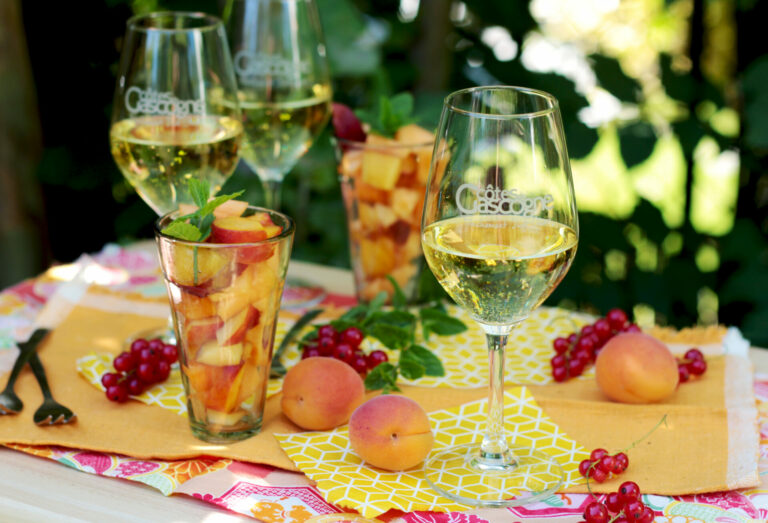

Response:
(362, 151), (403, 191)
(358, 203), (379, 232)
(185, 361), (244, 411)
(360, 237), (395, 277)
(374, 204), (398, 229)
(196, 340), (243, 366)
(167, 245), (228, 287)
(391, 188), (421, 222)
(394, 124), (434, 145)
(341, 150), (363, 177)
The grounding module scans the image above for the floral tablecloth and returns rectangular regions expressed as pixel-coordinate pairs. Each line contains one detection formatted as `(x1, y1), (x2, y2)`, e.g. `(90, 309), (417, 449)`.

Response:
(1, 243), (767, 523)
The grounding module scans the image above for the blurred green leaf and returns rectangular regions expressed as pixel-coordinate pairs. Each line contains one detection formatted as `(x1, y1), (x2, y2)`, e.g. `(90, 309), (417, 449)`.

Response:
(589, 55), (641, 103)
(618, 122), (656, 168)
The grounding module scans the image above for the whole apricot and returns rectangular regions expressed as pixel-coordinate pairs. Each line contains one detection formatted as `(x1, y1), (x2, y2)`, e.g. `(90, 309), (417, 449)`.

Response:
(281, 357), (365, 430)
(595, 332), (679, 404)
(348, 395), (433, 471)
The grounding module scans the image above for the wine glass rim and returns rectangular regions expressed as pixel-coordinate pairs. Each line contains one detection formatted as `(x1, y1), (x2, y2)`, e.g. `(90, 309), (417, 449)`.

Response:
(127, 11), (224, 33)
(444, 85), (560, 119)
(153, 205), (295, 247)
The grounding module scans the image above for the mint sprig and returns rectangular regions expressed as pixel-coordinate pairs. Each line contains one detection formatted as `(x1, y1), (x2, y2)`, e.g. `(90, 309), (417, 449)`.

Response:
(355, 92), (418, 138)
(160, 179), (244, 242)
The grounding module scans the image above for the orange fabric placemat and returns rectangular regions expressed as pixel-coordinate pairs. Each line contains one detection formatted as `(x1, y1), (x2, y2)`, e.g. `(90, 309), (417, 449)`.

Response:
(0, 286), (759, 496)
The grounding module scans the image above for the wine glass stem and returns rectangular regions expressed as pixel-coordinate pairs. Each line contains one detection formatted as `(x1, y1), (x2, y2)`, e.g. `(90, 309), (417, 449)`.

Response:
(480, 326), (516, 467)
(262, 178), (283, 210)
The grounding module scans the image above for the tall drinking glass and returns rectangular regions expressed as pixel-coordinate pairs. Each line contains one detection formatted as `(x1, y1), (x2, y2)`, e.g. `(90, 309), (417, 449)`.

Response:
(110, 11), (243, 341)
(421, 86), (579, 505)
(224, 0), (332, 210)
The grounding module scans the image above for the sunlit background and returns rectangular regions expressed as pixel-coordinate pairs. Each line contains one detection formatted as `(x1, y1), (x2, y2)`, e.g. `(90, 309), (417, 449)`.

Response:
(1, 0), (766, 344)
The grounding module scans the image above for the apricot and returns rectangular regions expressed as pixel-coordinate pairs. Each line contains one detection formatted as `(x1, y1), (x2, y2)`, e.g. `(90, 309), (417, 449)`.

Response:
(595, 332), (679, 404)
(348, 395), (433, 471)
(281, 357), (365, 431)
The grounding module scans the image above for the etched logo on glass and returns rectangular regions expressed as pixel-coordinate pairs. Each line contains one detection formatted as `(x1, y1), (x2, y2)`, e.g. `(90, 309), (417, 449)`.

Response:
(234, 50), (309, 86)
(125, 87), (203, 117)
(456, 183), (554, 216)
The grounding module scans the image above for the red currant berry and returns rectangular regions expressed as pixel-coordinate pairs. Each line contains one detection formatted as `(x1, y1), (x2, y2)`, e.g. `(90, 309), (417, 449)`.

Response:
(590, 448), (609, 461)
(148, 338), (165, 351)
(101, 372), (122, 388)
(567, 333), (579, 345)
(684, 348), (704, 361)
(552, 366), (568, 382)
(624, 500), (645, 521)
(130, 338), (149, 354)
(612, 452), (629, 473)
(340, 327), (364, 347)
(583, 501), (609, 523)
(551, 354), (567, 368)
(594, 319), (612, 341)
(302, 347), (321, 359)
(568, 358), (585, 377)
(577, 336), (595, 352)
(678, 364), (690, 383)
(137, 362), (156, 383)
(161, 344), (178, 364)
(606, 308), (628, 330)
(618, 481), (641, 504)
(333, 344), (353, 362)
(597, 455), (615, 474)
(367, 350), (388, 369)
(623, 323), (642, 333)
(113, 352), (137, 373)
(688, 358), (707, 376)
(589, 333), (603, 348)
(581, 324), (595, 337)
(139, 347), (160, 365)
(638, 506), (654, 523)
(317, 336), (336, 356)
(578, 459), (593, 477)
(317, 325), (338, 341)
(351, 355), (368, 374)
(553, 337), (569, 354)
(127, 377), (145, 396)
(605, 491), (623, 512)
(155, 360), (171, 382)
(573, 349), (592, 364)
(591, 467), (608, 482)
(106, 383), (129, 403)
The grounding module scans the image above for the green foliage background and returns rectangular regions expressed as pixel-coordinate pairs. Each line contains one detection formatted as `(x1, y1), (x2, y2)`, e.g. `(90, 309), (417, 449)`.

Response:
(17, 0), (768, 344)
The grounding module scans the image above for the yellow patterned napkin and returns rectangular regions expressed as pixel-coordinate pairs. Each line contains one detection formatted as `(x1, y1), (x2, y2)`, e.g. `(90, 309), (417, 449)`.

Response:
(275, 387), (589, 518)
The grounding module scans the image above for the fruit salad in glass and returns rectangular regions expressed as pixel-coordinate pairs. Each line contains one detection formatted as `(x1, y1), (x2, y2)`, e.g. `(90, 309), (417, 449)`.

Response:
(333, 100), (443, 303)
(155, 200), (294, 442)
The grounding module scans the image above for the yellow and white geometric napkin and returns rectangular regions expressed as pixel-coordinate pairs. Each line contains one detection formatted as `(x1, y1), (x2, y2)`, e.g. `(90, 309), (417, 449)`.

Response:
(275, 386), (589, 518)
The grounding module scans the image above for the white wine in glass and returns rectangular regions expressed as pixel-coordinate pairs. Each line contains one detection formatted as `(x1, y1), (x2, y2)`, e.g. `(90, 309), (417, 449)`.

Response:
(421, 86), (579, 506)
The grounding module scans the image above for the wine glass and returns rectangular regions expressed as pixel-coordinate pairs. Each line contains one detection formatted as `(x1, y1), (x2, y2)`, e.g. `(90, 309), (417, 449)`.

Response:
(224, 0), (332, 210)
(224, 0), (332, 307)
(420, 86), (579, 506)
(110, 11), (243, 342)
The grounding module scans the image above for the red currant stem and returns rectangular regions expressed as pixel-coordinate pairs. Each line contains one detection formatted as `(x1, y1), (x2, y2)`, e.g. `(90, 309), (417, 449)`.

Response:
(608, 511), (626, 523)
(584, 463), (597, 500)
(615, 413), (668, 455)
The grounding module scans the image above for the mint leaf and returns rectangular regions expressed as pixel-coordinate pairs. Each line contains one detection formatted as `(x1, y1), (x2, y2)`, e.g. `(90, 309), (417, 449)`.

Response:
(189, 179), (211, 209)
(367, 323), (411, 350)
(389, 92), (414, 118)
(420, 307), (467, 340)
(355, 92), (418, 137)
(364, 291), (388, 321)
(199, 190), (244, 217)
(387, 275), (407, 310)
(398, 356), (425, 380)
(368, 310), (416, 328)
(364, 362), (399, 393)
(161, 220), (203, 241)
(406, 345), (445, 377)
(340, 305), (368, 323)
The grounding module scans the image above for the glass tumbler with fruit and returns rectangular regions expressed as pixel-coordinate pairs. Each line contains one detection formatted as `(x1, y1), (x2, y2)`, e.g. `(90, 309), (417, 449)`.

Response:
(332, 95), (445, 303)
(155, 200), (294, 442)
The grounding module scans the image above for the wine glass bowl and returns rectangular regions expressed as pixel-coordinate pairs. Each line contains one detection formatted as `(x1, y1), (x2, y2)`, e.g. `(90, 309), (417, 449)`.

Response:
(420, 86), (578, 506)
(110, 11), (243, 216)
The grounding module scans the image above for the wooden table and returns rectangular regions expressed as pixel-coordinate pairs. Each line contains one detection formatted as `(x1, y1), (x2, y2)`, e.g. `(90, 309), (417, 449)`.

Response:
(0, 260), (764, 521)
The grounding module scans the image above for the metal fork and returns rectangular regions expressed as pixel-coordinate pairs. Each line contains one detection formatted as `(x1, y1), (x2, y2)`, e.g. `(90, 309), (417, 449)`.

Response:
(0, 329), (50, 414)
(28, 346), (76, 425)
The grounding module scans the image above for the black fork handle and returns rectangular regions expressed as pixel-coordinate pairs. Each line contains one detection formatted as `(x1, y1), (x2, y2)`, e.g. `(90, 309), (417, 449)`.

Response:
(3, 329), (50, 393)
(28, 350), (53, 400)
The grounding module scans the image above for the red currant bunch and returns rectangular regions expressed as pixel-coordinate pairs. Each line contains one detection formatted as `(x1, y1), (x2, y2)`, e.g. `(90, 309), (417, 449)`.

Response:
(578, 448), (629, 483)
(580, 481), (654, 523)
(101, 338), (178, 403)
(551, 308), (640, 382)
(301, 324), (388, 376)
(676, 347), (707, 383)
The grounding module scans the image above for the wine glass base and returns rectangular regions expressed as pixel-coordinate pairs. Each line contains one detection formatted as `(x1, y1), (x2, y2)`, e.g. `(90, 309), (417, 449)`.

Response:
(423, 443), (564, 507)
(281, 277), (326, 309)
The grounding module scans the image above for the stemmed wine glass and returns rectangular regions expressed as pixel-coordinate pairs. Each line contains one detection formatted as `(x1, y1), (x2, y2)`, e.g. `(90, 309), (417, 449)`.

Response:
(110, 11), (243, 340)
(421, 86), (579, 506)
(224, 0), (332, 210)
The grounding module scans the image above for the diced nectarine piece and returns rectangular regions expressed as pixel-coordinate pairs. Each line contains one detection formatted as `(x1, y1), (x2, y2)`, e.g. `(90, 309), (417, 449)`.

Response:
(184, 361), (244, 411)
(374, 204), (398, 229)
(358, 203), (379, 232)
(391, 188), (421, 222)
(174, 293), (216, 321)
(178, 203), (197, 216)
(340, 150), (363, 177)
(391, 263), (418, 288)
(399, 231), (423, 261)
(394, 124), (434, 145)
(216, 306), (260, 346)
(209, 264), (258, 320)
(362, 152), (402, 191)
(211, 216), (268, 244)
(206, 408), (247, 426)
(356, 181), (389, 204)
(168, 245), (228, 287)
(213, 199), (249, 219)
(186, 316), (224, 349)
(415, 147), (433, 185)
(196, 340), (243, 366)
(236, 362), (267, 406)
(366, 133), (409, 156)
(360, 237), (395, 277)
